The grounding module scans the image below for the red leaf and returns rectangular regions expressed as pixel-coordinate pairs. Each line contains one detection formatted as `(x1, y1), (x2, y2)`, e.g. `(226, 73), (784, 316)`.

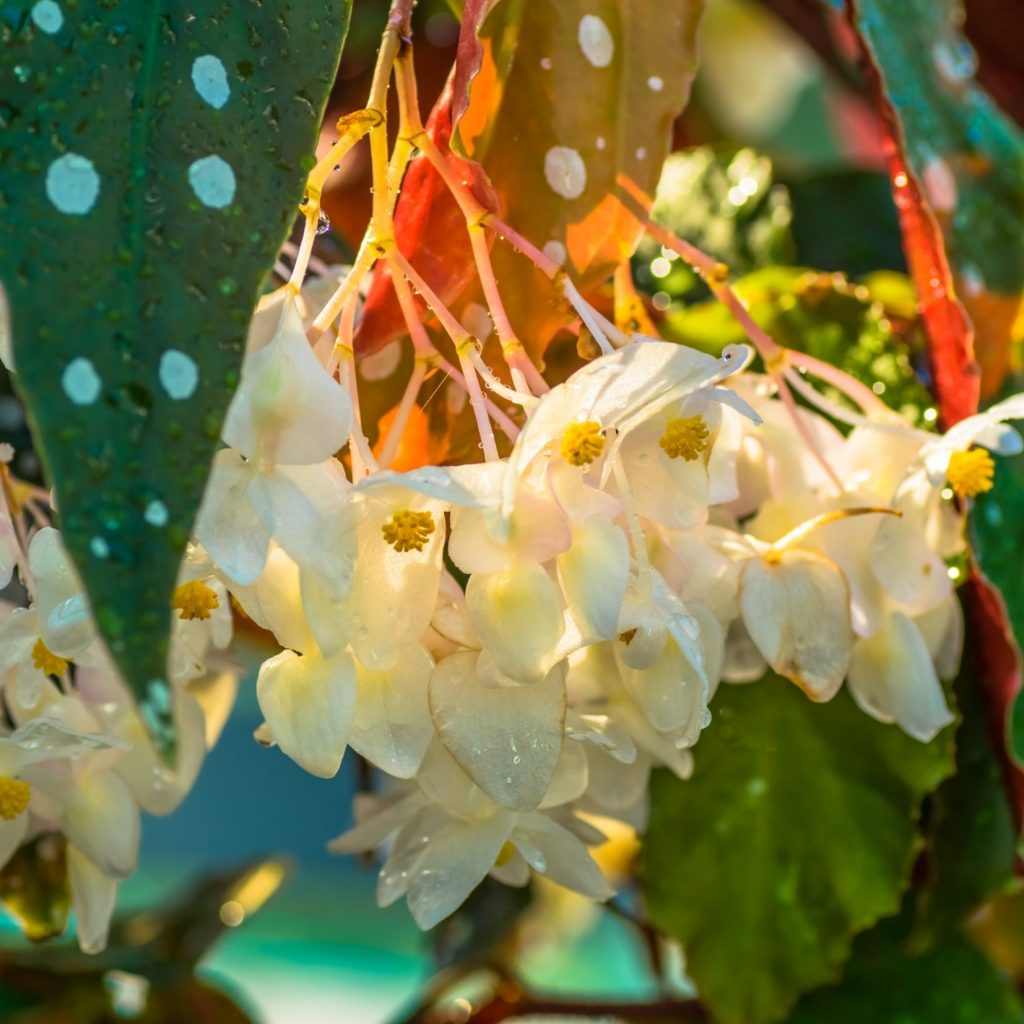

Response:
(963, 573), (1024, 834)
(355, 77), (497, 357)
(451, 0), (491, 131)
(855, 39), (980, 428)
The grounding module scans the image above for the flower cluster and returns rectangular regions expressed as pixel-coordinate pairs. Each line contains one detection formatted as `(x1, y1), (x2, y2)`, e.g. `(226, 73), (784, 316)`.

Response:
(182, 280), (1022, 930)
(1, 255), (1021, 945)
(0, 516), (237, 951)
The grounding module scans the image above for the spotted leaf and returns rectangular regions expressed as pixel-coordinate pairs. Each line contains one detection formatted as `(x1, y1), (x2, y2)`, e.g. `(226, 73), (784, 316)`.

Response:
(0, 1), (350, 759)
(850, 0), (1024, 404)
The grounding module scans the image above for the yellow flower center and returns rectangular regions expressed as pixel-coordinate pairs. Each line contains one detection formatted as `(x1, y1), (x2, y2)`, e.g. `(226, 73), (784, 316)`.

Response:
(560, 420), (605, 467)
(173, 580), (221, 621)
(947, 448), (995, 498)
(659, 415), (710, 461)
(381, 509), (436, 553)
(31, 638), (69, 678)
(0, 776), (30, 821)
(495, 841), (516, 867)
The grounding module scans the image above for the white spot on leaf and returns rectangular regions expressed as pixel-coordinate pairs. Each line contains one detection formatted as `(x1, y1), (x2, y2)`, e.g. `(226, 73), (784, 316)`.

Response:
(188, 155), (236, 209)
(144, 499), (169, 527)
(46, 153), (100, 215)
(595, 136), (606, 151)
(648, 75), (664, 92)
(542, 240), (567, 267)
(61, 357), (101, 405)
(359, 341), (402, 382)
(636, 147), (647, 160)
(191, 55), (230, 109)
(90, 536), (109, 559)
(544, 147), (587, 200)
(578, 15), (614, 68)
(922, 157), (957, 213)
(159, 350), (199, 400)
(540, 57), (552, 70)
(31, 0), (63, 33)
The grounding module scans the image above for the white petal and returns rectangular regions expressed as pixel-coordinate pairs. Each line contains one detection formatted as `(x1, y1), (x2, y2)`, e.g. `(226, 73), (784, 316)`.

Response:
(557, 518), (629, 640)
(222, 293), (351, 464)
(104, 690), (207, 816)
(256, 648), (356, 778)
(583, 745), (650, 811)
(466, 563), (565, 685)
(195, 450), (270, 584)
(349, 645), (435, 778)
(406, 812), (515, 929)
(377, 804), (455, 907)
(449, 488), (571, 575)
(28, 528), (92, 657)
(511, 813), (614, 899)
(62, 771), (140, 878)
(848, 612), (955, 741)
(232, 545), (316, 654)
(68, 846), (118, 954)
(617, 632), (708, 739)
(430, 652), (566, 811)
(328, 789), (423, 854)
(740, 551), (852, 701)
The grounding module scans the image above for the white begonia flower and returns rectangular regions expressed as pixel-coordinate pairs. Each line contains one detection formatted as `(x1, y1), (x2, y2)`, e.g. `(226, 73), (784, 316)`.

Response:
(0, 528), (100, 709)
(617, 387), (753, 529)
(429, 650), (567, 810)
(329, 743), (613, 930)
(222, 291), (352, 466)
(869, 393), (1024, 616)
(498, 340), (751, 515)
(73, 648), (231, 817)
(197, 292), (354, 589)
(244, 544), (435, 781)
(301, 478), (447, 672)
(0, 702), (140, 955)
(737, 541), (854, 703)
(566, 643), (698, 783)
(197, 451), (352, 588)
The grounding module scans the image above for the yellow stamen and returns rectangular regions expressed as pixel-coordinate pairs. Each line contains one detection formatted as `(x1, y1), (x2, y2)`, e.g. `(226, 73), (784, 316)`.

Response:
(31, 638), (69, 678)
(659, 415), (710, 461)
(947, 448), (995, 498)
(173, 580), (220, 621)
(382, 509), (436, 553)
(560, 420), (605, 467)
(0, 776), (30, 821)
(495, 841), (516, 867)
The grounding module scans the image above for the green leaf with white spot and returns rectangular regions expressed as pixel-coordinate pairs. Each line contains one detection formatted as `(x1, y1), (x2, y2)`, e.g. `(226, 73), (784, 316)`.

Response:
(641, 674), (955, 1024)
(0, 1), (350, 758)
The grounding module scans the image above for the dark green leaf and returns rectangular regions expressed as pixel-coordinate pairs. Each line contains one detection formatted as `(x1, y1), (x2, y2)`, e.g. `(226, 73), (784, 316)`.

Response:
(786, 170), (905, 278)
(970, 418), (1024, 766)
(641, 674), (955, 1024)
(0, 2), (349, 758)
(913, 662), (1018, 945)
(785, 928), (1024, 1024)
